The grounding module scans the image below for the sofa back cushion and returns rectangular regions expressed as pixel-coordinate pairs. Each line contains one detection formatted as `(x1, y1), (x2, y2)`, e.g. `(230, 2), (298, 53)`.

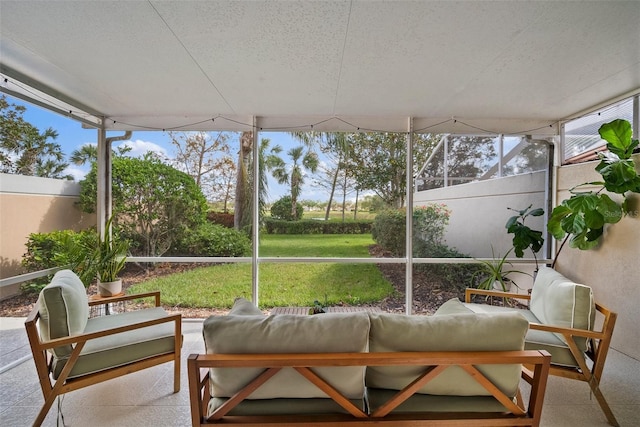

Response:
(366, 311), (528, 397)
(228, 297), (263, 315)
(203, 312), (370, 399)
(530, 267), (595, 351)
(37, 269), (89, 358)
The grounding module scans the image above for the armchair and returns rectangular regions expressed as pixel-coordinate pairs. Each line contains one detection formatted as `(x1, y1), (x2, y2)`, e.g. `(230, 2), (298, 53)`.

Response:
(463, 266), (619, 426)
(24, 270), (182, 426)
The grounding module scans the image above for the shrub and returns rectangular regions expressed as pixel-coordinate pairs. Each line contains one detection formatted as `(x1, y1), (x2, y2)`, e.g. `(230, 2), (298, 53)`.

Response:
(270, 196), (303, 221)
(79, 155), (208, 257)
(263, 218), (373, 234)
(371, 209), (405, 256)
(207, 211), (234, 228)
(21, 229), (97, 293)
(413, 242), (481, 293)
(172, 222), (251, 257)
(372, 204), (451, 256)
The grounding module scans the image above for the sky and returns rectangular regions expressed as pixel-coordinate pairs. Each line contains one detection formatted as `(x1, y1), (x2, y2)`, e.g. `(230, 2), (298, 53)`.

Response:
(7, 94), (325, 203)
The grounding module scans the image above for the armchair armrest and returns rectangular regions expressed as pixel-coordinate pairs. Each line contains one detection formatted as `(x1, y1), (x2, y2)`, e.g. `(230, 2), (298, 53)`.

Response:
(528, 322), (605, 340)
(88, 291), (161, 307)
(37, 313), (182, 351)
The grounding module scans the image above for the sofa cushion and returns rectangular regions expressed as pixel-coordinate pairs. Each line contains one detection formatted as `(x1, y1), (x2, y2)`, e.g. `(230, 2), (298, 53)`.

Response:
(530, 267), (595, 351)
(366, 311), (528, 397)
(208, 397), (365, 417)
(433, 297), (473, 315)
(203, 312), (370, 399)
(366, 388), (512, 414)
(52, 307), (177, 379)
(228, 297), (263, 315)
(37, 269), (89, 358)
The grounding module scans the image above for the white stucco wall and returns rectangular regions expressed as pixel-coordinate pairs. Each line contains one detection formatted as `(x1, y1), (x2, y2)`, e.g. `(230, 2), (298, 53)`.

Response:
(413, 172), (547, 291)
(414, 171), (547, 259)
(553, 154), (640, 359)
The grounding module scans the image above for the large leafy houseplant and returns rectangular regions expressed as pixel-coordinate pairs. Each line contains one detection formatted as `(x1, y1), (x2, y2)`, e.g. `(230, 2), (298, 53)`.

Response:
(548, 119), (640, 267)
(505, 205), (545, 271)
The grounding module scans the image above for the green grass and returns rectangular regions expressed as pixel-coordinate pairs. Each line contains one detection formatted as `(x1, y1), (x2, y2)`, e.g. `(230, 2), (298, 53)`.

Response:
(259, 234), (374, 257)
(128, 233), (395, 309)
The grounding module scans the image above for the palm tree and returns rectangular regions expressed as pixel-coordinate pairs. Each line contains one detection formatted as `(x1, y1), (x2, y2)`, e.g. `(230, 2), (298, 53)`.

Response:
(271, 145), (319, 219)
(70, 143), (98, 165)
(234, 132), (284, 230)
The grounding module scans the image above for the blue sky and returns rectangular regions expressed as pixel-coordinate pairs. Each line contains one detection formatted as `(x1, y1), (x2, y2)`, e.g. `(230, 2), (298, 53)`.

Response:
(8, 94), (322, 202)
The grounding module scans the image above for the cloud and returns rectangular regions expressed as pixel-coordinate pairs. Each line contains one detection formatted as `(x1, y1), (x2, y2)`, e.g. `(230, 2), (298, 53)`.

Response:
(64, 165), (87, 181)
(117, 139), (169, 159)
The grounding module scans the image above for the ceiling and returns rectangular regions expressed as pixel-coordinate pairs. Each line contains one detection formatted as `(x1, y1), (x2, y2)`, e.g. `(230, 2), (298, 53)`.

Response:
(1, 0), (639, 135)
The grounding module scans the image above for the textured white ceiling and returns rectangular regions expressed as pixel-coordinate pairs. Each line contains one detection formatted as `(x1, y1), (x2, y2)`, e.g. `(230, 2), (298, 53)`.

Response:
(1, 0), (639, 134)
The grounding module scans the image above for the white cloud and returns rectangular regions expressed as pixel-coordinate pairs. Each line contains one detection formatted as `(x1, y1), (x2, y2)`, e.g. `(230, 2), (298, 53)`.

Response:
(64, 165), (87, 181)
(117, 139), (169, 159)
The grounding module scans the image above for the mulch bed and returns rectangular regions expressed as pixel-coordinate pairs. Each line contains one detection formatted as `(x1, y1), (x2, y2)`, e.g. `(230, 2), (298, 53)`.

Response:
(0, 245), (466, 318)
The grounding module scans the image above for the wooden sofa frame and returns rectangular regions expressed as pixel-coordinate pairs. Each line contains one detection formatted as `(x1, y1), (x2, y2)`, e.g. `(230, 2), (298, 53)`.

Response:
(465, 288), (619, 427)
(188, 350), (551, 426)
(25, 291), (182, 427)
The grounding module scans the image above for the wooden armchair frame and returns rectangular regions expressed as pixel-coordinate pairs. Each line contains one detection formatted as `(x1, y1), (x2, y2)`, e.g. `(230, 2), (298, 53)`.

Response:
(188, 350), (551, 426)
(465, 288), (619, 427)
(24, 291), (182, 427)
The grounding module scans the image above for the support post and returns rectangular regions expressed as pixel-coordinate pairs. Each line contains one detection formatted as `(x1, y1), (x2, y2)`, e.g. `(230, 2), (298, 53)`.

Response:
(405, 117), (414, 315)
(252, 118), (260, 306)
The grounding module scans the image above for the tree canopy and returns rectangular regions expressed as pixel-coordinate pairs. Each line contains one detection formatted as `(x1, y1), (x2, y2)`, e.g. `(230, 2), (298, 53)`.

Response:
(0, 95), (71, 179)
(78, 154), (208, 257)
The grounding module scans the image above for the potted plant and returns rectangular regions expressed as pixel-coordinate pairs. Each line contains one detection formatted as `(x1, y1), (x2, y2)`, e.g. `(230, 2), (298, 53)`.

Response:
(93, 216), (129, 296)
(548, 119), (640, 267)
(69, 216), (129, 296)
(471, 247), (526, 291)
(505, 204), (544, 271)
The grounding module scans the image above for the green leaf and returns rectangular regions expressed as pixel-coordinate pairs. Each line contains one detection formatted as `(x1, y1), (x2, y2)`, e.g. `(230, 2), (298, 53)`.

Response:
(505, 215), (518, 229)
(599, 119), (634, 158)
(548, 205), (571, 239)
(583, 208), (604, 230)
(529, 208), (544, 216)
(560, 212), (586, 235)
(595, 194), (623, 224)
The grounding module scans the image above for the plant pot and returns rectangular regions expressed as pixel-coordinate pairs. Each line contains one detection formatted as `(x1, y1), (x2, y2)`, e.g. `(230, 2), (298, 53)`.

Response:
(98, 278), (122, 297)
(492, 279), (513, 292)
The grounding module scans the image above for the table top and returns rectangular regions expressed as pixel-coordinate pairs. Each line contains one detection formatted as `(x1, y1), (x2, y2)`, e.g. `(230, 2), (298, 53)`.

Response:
(269, 306), (382, 315)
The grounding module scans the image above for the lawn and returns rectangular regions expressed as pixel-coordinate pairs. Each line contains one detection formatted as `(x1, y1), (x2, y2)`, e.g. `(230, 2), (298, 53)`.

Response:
(128, 233), (395, 309)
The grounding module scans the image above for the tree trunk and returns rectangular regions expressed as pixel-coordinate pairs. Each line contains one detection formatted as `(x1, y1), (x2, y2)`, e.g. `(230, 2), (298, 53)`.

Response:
(325, 168), (339, 220)
(234, 132), (253, 230)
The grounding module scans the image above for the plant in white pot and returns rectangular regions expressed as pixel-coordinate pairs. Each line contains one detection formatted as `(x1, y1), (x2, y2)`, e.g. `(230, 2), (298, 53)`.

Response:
(471, 248), (526, 292)
(93, 216), (130, 296)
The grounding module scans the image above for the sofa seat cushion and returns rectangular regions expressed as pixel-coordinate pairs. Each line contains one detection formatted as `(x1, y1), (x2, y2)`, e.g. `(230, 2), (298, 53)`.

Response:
(228, 297), (264, 315)
(459, 300), (581, 367)
(52, 307), (176, 379)
(530, 267), (595, 351)
(208, 397), (365, 417)
(366, 311), (528, 397)
(203, 312), (370, 399)
(37, 270), (89, 359)
(366, 388), (512, 413)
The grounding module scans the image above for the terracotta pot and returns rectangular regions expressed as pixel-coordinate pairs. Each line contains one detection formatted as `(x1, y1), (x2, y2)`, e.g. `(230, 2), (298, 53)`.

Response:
(98, 278), (122, 297)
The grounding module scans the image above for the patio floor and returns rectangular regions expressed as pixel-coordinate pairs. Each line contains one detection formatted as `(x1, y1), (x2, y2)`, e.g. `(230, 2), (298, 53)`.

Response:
(1, 316), (639, 426)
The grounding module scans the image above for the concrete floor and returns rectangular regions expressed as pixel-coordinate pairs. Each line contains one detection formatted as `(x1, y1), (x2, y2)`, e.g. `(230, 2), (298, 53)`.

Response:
(1, 316), (638, 427)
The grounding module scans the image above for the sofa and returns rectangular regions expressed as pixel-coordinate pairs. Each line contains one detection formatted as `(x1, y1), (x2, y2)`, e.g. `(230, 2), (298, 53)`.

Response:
(187, 298), (551, 426)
